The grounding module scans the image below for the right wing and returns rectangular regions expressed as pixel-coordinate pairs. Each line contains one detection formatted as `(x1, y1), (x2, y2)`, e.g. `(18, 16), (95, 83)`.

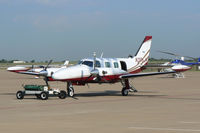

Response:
(19, 71), (47, 77)
(120, 71), (175, 79)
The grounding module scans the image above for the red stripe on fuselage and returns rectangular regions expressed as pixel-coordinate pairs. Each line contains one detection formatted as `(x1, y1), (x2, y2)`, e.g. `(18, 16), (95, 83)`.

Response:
(48, 67), (144, 85)
(173, 67), (191, 72)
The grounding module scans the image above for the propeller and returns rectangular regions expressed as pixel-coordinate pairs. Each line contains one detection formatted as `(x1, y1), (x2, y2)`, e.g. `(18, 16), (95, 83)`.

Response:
(158, 50), (198, 61)
(157, 50), (180, 57)
(42, 60), (53, 89)
(84, 52), (109, 83)
(90, 52), (99, 76)
(45, 60), (53, 71)
(29, 64), (34, 72)
(39, 60), (53, 77)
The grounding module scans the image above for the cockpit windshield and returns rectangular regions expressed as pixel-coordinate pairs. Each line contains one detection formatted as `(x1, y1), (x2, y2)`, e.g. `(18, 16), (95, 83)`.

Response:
(79, 61), (93, 67)
(78, 60), (101, 68)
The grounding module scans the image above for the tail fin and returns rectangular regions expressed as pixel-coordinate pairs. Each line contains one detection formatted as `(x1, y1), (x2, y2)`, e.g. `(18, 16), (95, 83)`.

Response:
(127, 36), (152, 73)
(135, 36), (152, 65)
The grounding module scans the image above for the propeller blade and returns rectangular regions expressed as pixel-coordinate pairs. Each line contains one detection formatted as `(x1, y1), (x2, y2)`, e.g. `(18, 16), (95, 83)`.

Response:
(158, 51), (197, 61)
(84, 74), (93, 82)
(184, 56), (196, 60)
(45, 60), (53, 71)
(157, 50), (180, 57)
(30, 65), (34, 72)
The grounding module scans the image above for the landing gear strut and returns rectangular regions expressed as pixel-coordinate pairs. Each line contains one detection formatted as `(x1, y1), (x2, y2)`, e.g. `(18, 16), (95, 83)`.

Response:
(173, 72), (185, 78)
(121, 79), (138, 96)
(67, 82), (74, 97)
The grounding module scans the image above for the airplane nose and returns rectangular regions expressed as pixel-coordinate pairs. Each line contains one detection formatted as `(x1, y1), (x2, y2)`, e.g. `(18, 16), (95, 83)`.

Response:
(52, 72), (61, 80)
(52, 69), (66, 80)
(7, 67), (12, 71)
(52, 66), (85, 80)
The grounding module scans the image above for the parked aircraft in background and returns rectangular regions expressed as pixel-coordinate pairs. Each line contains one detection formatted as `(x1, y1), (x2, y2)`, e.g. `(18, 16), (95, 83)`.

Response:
(158, 51), (200, 67)
(144, 63), (191, 78)
(147, 51), (200, 78)
(7, 60), (69, 73)
(7, 60), (70, 80)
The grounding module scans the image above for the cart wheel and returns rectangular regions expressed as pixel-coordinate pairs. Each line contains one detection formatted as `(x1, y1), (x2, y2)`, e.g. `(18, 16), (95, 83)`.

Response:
(58, 90), (67, 99)
(16, 91), (24, 99)
(40, 92), (48, 100)
(35, 94), (41, 99)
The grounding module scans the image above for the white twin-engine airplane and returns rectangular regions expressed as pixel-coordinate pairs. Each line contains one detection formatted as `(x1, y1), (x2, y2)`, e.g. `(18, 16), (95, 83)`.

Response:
(8, 36), (175, 97)
(50, 36), (175, 96)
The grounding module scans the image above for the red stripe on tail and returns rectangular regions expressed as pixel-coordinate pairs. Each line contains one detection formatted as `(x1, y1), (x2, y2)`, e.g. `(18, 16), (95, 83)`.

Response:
(143, 36), (152, 43)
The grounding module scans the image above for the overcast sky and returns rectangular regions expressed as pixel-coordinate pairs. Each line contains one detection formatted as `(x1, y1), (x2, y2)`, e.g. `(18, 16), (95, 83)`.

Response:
(0, 0), (199, 61)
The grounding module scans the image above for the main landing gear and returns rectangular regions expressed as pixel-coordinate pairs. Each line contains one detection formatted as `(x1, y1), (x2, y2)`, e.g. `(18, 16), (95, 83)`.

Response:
(121, 79), (138, 96)
(173, 72), (185, 78)
(67, 82), (74, 97)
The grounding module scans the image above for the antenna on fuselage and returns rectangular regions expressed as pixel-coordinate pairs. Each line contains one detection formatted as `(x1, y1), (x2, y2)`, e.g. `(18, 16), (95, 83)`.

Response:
(100, 52), (104, 58)
(93, 52), (96, 70)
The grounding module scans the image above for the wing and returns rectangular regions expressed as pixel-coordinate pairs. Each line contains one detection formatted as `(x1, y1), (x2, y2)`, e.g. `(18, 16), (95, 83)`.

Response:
(143, 64), (173, 69)
(120, 71), (175, 79)
(19, 71), (47, 77)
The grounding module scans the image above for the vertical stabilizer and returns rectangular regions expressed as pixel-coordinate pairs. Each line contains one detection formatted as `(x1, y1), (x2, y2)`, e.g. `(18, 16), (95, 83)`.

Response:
(128, 36), (152, 73)
(135, 36), (152, 65)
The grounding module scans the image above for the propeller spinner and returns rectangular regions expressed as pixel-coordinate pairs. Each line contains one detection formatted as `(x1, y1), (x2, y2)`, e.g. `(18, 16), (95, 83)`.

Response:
(39, 60), (53, 77)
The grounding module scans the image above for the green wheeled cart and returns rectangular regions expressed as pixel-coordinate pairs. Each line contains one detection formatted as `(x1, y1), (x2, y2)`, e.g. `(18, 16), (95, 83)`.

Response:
(16, 85), (67, 100)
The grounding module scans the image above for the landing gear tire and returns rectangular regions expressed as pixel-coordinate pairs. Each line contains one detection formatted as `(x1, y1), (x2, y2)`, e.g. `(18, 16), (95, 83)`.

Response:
(16, 91), (24, 99)
(59, 90), (67, 99)
(121, 87), (129, 96)
(40, 92), (48, 100)
(68, 87), (74, 97)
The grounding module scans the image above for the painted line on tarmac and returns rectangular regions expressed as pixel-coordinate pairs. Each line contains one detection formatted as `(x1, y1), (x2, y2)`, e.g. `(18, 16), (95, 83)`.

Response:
(180, 121), (200, 124)
(129, 126), (200, 132)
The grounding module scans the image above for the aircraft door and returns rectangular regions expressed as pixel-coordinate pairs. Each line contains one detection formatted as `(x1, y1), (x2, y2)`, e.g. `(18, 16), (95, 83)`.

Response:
(120, 61), (127, 71)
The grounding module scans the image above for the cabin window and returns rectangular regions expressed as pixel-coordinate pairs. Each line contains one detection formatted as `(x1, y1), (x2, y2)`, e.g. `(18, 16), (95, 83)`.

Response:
(82, 61), (93, 67)
(105, 62), (111, 68)
(95, 61), (101, 68)
(114, 62), (119, 68)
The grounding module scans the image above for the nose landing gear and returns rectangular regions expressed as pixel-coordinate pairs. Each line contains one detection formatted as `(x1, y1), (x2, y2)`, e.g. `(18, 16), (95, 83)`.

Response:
(67, 82), (74, 97)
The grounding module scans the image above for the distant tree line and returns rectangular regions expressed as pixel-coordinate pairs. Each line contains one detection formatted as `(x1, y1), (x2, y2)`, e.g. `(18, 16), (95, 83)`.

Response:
(0, 59), (13, 63)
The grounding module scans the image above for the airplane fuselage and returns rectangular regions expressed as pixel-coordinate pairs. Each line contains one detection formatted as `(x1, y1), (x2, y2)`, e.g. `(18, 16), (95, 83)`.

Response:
(51, 56), (148, 84)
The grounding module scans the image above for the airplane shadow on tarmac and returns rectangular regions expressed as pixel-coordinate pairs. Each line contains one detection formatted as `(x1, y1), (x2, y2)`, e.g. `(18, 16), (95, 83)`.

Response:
(0, 91), (167, 100)
(75, 91), (200, 101)
(74, 90), (166, 98)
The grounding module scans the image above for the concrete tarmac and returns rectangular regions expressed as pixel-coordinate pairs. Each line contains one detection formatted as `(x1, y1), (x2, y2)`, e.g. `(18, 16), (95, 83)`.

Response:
(0, 70), (200, 133)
